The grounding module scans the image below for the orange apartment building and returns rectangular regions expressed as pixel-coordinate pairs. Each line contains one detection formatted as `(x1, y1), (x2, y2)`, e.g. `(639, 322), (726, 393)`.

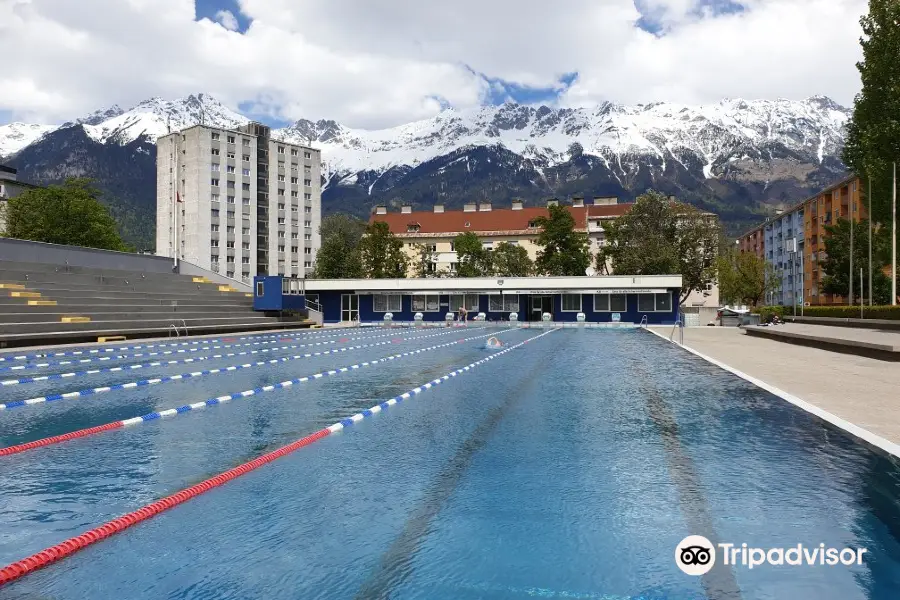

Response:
(737, 175), (866, 306)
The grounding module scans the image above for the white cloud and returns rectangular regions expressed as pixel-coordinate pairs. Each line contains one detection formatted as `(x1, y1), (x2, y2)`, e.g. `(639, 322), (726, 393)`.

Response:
(0, 0), (867, 129)
(214, 9), (238, 32)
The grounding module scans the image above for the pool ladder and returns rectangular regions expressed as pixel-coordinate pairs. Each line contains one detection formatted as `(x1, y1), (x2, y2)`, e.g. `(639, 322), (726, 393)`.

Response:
(669, 312), (684, 345)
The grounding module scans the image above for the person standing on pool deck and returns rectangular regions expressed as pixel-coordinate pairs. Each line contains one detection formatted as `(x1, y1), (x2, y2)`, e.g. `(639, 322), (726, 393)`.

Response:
(458, 306), (468, 324)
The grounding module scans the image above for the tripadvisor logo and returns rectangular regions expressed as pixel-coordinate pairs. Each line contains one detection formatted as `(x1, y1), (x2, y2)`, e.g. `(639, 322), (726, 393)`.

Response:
(675, 536), (867, 575)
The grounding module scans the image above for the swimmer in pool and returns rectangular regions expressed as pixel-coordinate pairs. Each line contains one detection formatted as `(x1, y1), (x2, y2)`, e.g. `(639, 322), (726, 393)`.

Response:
(485, 336), (503, 349)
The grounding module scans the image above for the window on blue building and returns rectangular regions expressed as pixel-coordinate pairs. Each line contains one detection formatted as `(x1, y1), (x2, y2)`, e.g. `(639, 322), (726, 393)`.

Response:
(449, 294), (479, 312)
(638, 293), (672, 312)
(594, 294), (627, 312)
(489, 294), (519, 312)
(373, 294), (401, 312)
(561, 294), (582, 311)
(412, 294), (440, 312)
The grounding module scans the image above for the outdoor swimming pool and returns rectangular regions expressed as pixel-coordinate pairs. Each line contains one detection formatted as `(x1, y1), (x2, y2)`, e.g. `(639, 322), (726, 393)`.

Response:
(1, 325), (899, 599)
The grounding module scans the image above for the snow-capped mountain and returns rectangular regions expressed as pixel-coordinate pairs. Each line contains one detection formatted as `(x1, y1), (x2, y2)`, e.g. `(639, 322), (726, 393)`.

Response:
(1, 92), (851, 249)
(0, 122), (57, 157)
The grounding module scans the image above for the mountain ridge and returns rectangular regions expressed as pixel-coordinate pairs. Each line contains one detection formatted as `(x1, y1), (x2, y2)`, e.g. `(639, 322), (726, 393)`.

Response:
(1, 93), (850, 248)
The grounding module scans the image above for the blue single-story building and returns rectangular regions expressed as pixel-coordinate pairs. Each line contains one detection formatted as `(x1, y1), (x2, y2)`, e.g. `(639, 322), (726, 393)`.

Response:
(254, 275), (683, 325)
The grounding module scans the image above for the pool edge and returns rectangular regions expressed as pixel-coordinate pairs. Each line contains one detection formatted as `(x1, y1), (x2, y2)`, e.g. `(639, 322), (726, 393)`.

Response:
(644, 327), (900, 461)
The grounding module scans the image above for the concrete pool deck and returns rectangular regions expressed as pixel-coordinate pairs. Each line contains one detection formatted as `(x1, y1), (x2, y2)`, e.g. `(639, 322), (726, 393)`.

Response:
(649, 325), (900, 454)
(743, 322), (900, 360)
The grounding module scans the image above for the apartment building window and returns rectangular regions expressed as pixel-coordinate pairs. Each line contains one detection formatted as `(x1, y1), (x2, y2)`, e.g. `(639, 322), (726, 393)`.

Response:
(304, 261), (312, 268)
(226, 152), (235, 160)
(242, 168), (251, 176)
(211, 148), (220, 156)
(278, 175), (285, 182)
(211, 240), (219, 247)
(224, 165), (234, 174)
(226, 181), (235, 189)
(211, 163), (220, 172)
(227, 271), (235, 278)
(278, 232), (286, 239)
(278, 217), (286, 224)
(242, 243), (250, 250)
(242, 197), (250, 206)
(242, 183), (250, 191)
(291, 164), (298, 173)
(291, 246), (299, 253)
(291, 206), (299, 213)
(291, 148), (298, 156)
(278, 188), (285, 197)
(224, 135), (233, 143)
(211, 193), (220, 202)
(226, 196), (235, 204)
(211, 225), (220, 233)
(211, 178), (219, 186)
(278, 203), (286, 210)
(278, 245), (285, 252)
(242, 227), (250, 235)
(227, 211), (235, 219)
(303, 179), (312, 186)
(211, 254), (219, 263)
(242, 257), (250, 264)
(291, 191), (299, 198)
(304, 248), (312, 255)
(226, 226), (235, 233)
(304, 220), (311, 228)
(304, 234), (312, 241)
(304, 193), (312, 201)
(211, 209), (220, 217)
(304, 206), (312, 214)
(304, 151), (311, 159)
(275, 146), (284, 154)
(211, 132), (222, 141)
(242, 139), (250, 147)
(291, 233), (299, 240)
(242, 154), (250, 161)
(291, 177), (298, 184)
(224, 241), (234, 249)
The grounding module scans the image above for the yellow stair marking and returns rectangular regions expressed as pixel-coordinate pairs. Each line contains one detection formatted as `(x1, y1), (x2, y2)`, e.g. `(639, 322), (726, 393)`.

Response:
(245, 293), (253, 298)
(10, 291), (41, 298)
(98, 335), (127, 342)
(60, 316), (91, 323)
(0, 283), (26, 289)
(27, 300), (57, 306)
(218, 285), (240, 292)
(192, 277), (211, 283)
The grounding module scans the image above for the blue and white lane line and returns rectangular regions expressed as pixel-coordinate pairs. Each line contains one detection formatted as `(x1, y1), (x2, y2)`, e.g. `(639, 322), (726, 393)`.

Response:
(326, 328), (556, 433)
(0, 325), (362, 364)
(0, 326), (476, 386)
(0, 325), (437, 373)
(0, 329), (522, 455)
(0, 328), (509, 411)
(120, 329), (519, 427)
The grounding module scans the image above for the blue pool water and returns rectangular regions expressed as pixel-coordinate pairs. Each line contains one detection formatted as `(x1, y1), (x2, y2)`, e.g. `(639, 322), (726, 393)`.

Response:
(1, 326), (900, 599)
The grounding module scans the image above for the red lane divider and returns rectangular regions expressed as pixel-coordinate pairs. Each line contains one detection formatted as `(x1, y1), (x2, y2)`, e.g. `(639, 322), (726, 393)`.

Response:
(0, 422), (125, 457)
(0, 427), (332, 586)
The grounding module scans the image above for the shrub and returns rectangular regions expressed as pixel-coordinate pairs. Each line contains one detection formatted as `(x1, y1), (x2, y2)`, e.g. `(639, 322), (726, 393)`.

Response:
(754, 305), (786, 321)
(800, 305), (900, 320)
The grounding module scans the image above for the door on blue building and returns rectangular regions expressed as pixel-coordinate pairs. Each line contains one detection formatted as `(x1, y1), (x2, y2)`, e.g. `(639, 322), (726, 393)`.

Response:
(341, 294), (359, 322)
(529, 295), (553, 321)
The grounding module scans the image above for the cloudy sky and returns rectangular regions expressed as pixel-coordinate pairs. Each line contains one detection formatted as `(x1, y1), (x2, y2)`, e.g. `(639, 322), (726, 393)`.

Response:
(0, 0), (867, 129)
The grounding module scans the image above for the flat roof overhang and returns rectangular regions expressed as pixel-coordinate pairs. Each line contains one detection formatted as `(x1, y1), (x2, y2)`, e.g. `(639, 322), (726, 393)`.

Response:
(302, 275), (682, 294)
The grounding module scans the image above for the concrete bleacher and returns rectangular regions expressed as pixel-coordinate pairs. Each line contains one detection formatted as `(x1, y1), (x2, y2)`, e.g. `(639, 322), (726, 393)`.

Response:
(0, 260), (311, 347)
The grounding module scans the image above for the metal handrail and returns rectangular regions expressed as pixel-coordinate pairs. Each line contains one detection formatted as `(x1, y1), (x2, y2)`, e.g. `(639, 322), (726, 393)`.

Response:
(180, 319), (188, 336)
(639, 315), (648, 328)
(168, 324), (180, 338)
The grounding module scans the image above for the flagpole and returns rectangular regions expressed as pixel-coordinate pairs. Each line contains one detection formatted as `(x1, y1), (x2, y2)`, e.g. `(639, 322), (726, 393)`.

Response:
(869, 177), (873, 306)
(850, 188), (854, 305)
(893, 161), (897, 305)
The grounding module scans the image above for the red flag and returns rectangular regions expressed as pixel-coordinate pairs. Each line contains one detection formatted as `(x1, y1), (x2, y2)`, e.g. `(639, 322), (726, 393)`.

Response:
(176, 191), (183, 203)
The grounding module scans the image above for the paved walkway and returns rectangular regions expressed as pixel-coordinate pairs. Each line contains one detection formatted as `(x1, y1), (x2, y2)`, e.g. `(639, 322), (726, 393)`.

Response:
(651, 326), (900, 448)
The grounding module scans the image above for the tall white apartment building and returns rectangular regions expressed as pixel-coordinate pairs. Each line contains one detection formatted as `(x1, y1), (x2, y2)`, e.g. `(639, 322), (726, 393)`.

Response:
(156, 122), (322, 284)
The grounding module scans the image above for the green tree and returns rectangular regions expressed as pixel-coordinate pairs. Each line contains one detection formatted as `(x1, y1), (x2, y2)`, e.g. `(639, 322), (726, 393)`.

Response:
(717, 247), (779, 307)
(842, 0), (900, 225)
(492, 242), (533, 276)
(453, 232), (493, 277)
(532, 204), (591, 276)
(358, 221), (408, 278)
(599, 190), (720, 304)
(3, 178), (128, 251)
(311, 213), (366, 278)
(412, 243), (438, 277)
(821, 218), (893, 304)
